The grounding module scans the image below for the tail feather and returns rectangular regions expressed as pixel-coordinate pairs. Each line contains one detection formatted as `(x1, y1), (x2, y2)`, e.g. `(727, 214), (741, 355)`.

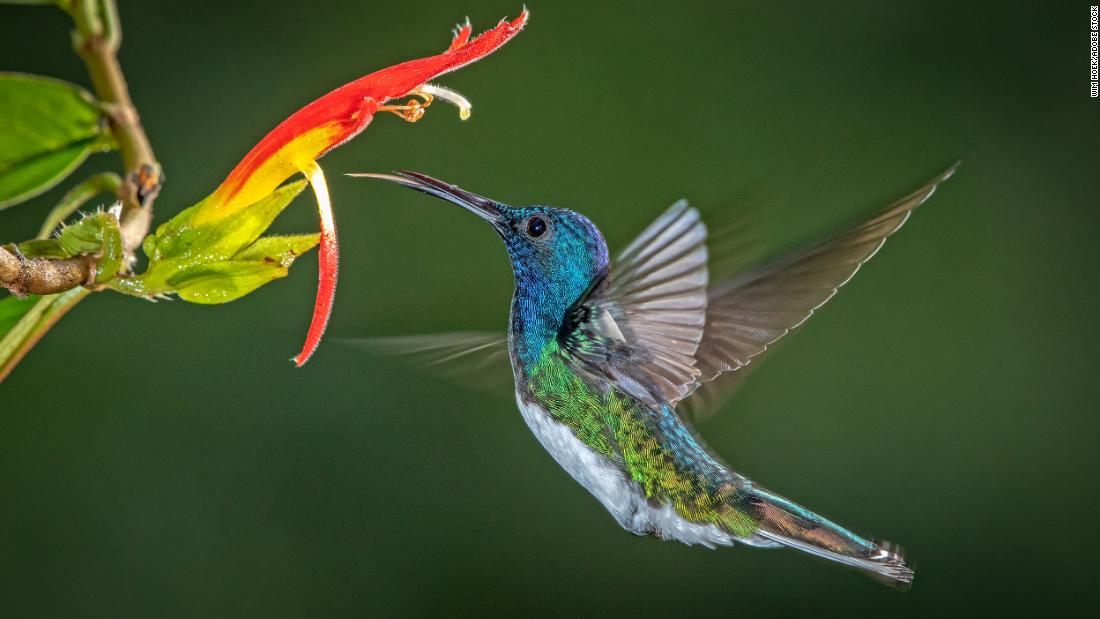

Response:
(755, 530), (913, 589)
(742, 486), (914, 589)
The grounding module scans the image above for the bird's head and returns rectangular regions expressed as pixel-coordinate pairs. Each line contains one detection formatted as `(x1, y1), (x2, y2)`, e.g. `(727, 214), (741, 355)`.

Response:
(358, 171), (609, 304)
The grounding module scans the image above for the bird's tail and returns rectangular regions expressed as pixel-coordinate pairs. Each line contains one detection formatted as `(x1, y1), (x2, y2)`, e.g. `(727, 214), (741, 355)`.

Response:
(740, 485), (914, 589)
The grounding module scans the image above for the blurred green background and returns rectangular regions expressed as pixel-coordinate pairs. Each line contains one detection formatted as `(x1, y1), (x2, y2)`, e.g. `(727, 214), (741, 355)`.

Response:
(2, 0), (1098, 616)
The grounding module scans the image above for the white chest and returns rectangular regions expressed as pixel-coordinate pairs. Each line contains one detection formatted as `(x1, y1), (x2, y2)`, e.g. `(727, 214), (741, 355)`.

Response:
(514, 391), (734, 548)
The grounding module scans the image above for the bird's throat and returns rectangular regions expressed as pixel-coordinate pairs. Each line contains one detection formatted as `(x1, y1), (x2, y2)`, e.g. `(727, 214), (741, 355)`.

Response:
(509, 279), (569, 370)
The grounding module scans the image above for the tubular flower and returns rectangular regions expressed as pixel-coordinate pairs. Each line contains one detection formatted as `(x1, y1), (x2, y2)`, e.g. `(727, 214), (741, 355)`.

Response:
(193, 10), (528, 366)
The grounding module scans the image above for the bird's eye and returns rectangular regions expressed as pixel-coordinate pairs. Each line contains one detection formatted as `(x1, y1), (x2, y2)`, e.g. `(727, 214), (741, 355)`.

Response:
(526, 216), (547, 238)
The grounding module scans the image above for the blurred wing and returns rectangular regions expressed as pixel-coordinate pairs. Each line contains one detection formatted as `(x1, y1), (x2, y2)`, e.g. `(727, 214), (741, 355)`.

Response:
(560, 200), (709, 406)
(341, 332), (513, 397)
(681, 164), (958, 416)
(676, 348), (761, 423)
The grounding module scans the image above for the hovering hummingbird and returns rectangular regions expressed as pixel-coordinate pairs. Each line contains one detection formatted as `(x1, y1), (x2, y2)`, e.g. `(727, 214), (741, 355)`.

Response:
(354, 165), (957, 588)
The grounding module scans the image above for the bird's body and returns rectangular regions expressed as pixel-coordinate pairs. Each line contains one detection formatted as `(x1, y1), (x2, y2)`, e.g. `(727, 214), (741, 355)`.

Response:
(515, 379), (741, 549)
(359, 165), (957, 588)
(503, 206), (910, 579)
(513, 319), (914, 576)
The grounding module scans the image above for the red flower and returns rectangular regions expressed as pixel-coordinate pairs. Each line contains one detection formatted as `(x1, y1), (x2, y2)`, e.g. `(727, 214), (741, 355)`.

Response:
(193, 10), (528, 366)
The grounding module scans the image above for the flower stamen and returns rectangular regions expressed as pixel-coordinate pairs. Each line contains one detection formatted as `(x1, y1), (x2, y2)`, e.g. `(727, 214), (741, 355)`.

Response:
(420, 83), (472, 120)
(378, 90), (434, 123)
(377, 83), (473, 123)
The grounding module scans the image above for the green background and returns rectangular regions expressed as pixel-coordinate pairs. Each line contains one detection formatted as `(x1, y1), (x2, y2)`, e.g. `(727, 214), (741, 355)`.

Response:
(2, 0), (1098, 616)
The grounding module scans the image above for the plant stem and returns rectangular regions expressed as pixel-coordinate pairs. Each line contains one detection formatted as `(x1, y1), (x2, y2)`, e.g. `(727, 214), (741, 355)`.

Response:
(68, 0), (159, 247)
(0, 0), (157, 381)
(0, 172), (120, 296)
(0, 246), (94, 296)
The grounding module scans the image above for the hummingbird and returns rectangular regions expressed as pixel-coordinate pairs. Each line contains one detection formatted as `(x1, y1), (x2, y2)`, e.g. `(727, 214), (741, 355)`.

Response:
(354, 164), (957, 588)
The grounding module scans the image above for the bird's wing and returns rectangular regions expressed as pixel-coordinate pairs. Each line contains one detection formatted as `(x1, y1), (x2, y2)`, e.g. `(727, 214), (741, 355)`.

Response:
(352, 165), (956, 417)
(679, 163), (959, 418)
(559, 199), (711, 407)
(339, 332), (513, 397)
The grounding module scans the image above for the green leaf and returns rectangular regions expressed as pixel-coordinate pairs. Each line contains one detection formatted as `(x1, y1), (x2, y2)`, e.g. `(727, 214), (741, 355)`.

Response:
(37, 171), (122, 239)
(168, 261), (291, 304)
(234, 233), (320, 266)
(112, 180), (316, 304)
(133, 180), (309, 297)
(0, 288), (89, 383)
(15, 239), (67, 258)
(146, 180), (307, 265)
(0, 73), (113, 210)
(0, 294), (38, 338)
(158, 233), (319, 304)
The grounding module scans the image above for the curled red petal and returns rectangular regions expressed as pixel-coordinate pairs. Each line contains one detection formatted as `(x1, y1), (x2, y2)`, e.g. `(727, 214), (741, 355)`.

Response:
(292, 164), (338, 367)
(291, 223), (337, 367)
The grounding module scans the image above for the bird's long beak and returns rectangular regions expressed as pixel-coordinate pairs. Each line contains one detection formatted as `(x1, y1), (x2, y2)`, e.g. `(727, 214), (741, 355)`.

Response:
(349, 170), (501, 222)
